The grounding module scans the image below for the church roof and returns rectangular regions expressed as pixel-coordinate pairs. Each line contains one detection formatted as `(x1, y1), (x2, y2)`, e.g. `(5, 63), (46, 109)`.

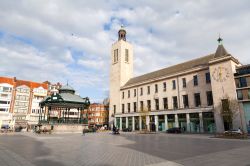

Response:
(123, 42), (238, 88)
(123, 54), (215, 88)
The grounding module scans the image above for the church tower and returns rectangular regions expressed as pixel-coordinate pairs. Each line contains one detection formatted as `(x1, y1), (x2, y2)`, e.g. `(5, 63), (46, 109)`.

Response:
(109, 26), (134, 125)
(209, 37), (241, 132)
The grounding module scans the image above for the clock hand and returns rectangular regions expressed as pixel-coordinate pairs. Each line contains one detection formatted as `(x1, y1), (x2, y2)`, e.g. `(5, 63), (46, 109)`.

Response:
(219, 67), (222, 79)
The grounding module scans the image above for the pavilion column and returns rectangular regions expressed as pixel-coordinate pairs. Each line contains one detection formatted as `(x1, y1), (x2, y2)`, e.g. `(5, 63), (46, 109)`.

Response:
(62, 109), (64, 123)
(59, 109), (62, 123)
(77, 108), (80, 124)
(79, 107), (83, 124)
(48, 106), (51, 124)
(38, 108), (41, 123)
(68, 108), (70, 123)
(43, 107), (46, 121)
(164, 114), (168, 131)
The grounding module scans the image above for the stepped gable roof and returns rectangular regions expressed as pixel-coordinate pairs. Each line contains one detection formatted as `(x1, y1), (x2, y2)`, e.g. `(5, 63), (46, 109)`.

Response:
(123, 54), (215, 88)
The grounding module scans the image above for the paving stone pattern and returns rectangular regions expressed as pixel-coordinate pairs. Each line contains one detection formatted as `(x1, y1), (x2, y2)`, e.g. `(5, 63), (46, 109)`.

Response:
(0, 132), (250, 166)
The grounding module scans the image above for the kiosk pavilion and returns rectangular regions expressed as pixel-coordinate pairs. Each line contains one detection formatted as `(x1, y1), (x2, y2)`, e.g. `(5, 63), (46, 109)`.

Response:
(39, 84), (90, 125)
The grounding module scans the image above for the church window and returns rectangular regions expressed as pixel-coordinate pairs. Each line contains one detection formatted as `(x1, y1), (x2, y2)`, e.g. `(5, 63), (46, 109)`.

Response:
(125, 49), (129, 62)
(163, 82), (166, 91)
(193, 75), (198, 86)
(140, 87), (143, 96)
(114, 49), (118, 63)
(172, 80), (176, 89)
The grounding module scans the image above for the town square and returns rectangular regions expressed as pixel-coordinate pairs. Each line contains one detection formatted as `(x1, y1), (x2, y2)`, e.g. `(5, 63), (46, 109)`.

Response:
(1, 132), (250, 166)
(1, 1), (250, 166)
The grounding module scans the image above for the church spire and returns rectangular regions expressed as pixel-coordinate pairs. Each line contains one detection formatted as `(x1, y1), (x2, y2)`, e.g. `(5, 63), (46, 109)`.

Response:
(214, 35), (229, 58)
(118, 25), (126, 41)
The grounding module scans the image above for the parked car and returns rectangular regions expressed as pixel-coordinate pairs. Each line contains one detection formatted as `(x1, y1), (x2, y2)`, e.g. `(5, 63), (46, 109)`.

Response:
(224, 129), (243, 135)
(15, 126), (23, 132)
(122, 128), (132, 132)
(1, 125), (10, 130)
(166, 127), (181, 134)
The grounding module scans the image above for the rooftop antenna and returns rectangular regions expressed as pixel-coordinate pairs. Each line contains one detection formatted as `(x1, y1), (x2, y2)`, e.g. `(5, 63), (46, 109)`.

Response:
(66, 80), (69, 86)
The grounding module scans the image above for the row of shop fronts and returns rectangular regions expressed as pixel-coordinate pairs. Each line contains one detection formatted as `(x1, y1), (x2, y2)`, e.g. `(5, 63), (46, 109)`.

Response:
(115, 112), (215, 133)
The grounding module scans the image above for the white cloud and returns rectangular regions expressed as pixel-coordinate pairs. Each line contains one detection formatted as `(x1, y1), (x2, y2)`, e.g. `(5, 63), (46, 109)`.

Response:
(0, 0), (250, 102)
(77, 59), (105, 70)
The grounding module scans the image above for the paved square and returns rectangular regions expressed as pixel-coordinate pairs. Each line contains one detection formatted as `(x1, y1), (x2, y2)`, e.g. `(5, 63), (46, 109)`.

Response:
(0, 132), (250, 166)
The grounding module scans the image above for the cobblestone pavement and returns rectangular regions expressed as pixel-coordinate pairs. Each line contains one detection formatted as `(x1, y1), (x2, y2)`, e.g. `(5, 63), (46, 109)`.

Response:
(0, 132), (250, 166)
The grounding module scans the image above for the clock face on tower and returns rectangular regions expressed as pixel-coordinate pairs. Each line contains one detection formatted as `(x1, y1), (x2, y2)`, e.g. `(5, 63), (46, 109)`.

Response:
(212, 66), (230, 82)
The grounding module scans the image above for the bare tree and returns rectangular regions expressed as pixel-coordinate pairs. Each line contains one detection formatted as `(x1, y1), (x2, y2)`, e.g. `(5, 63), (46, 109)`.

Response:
(140, 106), (150, 133)
(218, 96), (240, 130)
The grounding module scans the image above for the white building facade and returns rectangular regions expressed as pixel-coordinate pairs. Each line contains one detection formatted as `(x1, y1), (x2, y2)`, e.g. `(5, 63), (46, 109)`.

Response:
(27, 87), (48, 126)
(0, 77), (49, 129)
(109, 29), (242, 133)
(0, 83), (13, 127)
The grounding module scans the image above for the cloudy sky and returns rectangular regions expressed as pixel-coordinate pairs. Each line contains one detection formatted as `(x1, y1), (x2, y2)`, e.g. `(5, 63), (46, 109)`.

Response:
(0, 0), (250, 102)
